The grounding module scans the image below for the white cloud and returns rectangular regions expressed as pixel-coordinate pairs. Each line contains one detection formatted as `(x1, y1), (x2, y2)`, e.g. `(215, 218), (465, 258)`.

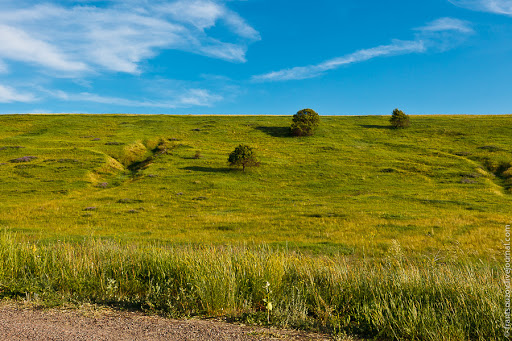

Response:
(417, 17), (474, 33)
(253, 17), (473, 82)
(223, 10), (261, 41)
(0, 0), (259, 76)
(0, 84), (36, 103)
(199, 41), (248, 62)
(253, 40), (425, 82)
(414, 17), (474, 52)
(449, 0), (512, 15)
(158, 0), (225, 30)
(49, 88), (223, 108)
(177, 88), (223, 106)
(0, 24), (88, 73)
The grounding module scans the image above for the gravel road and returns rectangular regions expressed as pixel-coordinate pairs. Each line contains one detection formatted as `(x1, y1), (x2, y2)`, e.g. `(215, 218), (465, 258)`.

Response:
(0, 303), (339, 340)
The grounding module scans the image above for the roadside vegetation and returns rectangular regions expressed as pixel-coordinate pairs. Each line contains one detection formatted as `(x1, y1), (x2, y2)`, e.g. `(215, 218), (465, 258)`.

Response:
(0, 233), (501, 340)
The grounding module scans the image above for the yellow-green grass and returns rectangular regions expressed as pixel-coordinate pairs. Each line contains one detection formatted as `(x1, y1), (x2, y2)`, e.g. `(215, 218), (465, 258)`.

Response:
(0, 114), (510, 259)
(0, 234), (501, 340)
(0, 114), (508, 339)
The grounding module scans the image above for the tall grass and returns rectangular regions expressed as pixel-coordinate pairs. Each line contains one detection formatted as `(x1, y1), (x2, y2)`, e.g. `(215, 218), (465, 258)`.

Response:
(0, 233), (502, 340)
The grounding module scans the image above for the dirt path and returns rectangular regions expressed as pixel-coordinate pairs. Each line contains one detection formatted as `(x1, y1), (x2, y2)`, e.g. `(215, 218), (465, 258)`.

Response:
(0, 303), (343, 341)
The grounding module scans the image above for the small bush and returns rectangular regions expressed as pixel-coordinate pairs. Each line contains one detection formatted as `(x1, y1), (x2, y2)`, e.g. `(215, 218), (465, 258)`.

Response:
(390, 108), (410, 128)
(228, 144), (259, 171)
(291, 108), (320, 136)
(120, 142), (151, 167)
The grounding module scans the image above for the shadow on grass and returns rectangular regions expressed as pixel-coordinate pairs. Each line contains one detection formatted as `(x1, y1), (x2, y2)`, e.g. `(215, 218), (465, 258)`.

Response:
(360, 124), (393, 130)
(182, 166), (232, 173)
(255, 126), (291, 137)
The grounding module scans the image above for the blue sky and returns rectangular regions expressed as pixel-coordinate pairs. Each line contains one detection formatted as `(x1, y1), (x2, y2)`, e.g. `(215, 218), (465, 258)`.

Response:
(0, 0), (511, 115)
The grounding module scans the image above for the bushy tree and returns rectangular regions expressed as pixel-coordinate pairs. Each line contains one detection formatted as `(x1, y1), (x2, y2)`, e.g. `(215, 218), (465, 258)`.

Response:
(228, 144), (259, 171)
(390, 108), (410, 128)
(291, 108), (320, 136)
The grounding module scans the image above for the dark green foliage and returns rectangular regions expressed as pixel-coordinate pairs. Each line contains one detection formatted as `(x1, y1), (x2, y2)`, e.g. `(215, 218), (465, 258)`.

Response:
(228, 144), (259, 171)
(291, 108), (320, 136)
(390, 108), (410, 128)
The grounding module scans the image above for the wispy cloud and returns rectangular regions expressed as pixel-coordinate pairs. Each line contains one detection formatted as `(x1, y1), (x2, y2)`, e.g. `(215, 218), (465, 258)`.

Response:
(417, 17), (474, 33)
(0, 24), (88, 73)
(0, 84), (36, 103)
(448, 0), (512, 15)
(157, 0), (260, 40)
(47, 88), (223, 109)
(252, 17), (473, 82)
(415, 17), (474, 51)
(0, 0), (259, 76)
(253, 40), (425, 82)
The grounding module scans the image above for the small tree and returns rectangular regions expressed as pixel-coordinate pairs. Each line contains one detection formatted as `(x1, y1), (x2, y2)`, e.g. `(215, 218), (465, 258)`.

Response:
(291, 108), (320, 136)
(228, 144), (259, 171)
(390, 108), (410, 128)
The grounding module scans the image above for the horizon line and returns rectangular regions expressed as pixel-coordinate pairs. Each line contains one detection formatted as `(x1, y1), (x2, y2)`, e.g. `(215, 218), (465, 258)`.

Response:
(1, 112), (511, 117)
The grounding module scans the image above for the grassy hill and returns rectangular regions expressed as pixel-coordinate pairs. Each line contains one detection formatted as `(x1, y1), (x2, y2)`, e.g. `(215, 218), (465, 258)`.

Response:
(0, 114), (509, 258)
(0, 114), (506, 340)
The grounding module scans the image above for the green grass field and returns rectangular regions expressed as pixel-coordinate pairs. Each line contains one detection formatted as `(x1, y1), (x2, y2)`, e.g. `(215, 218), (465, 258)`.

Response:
(0, 114), (508, 258)
(0, 114), (508, 339)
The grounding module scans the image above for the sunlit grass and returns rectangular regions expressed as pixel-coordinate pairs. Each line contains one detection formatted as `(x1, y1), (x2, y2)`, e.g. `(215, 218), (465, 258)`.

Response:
(0, 233), (501, 340)
(0, 114), (509, 258)
(0, 114), (509, 339)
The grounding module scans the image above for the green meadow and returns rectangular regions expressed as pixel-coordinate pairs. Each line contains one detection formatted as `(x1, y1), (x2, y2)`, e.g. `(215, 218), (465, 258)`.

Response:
(0, 114), (508, 339)
(0, 114), (508, 258)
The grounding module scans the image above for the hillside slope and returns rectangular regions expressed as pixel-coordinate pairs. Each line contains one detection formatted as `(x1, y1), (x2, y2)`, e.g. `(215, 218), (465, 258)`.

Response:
(0, 114), (509, 258)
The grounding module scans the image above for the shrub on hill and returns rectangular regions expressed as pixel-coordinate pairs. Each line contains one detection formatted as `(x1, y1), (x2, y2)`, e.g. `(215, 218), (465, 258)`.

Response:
(228, 144), (259, 171)
(291, 108), (320, 136)
(390, 108), (410, 128)
(120, 141), (151, 168)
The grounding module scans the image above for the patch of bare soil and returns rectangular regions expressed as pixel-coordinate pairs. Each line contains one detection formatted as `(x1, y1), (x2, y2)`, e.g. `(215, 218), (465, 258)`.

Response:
(0, 302), (349, 341)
